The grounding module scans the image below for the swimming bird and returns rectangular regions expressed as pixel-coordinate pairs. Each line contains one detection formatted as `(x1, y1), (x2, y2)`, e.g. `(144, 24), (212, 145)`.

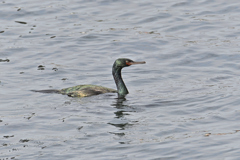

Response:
(32, 58), (146, 97)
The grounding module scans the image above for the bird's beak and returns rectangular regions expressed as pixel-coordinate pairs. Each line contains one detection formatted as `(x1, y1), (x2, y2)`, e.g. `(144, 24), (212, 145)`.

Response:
(128, 61), (146, 65)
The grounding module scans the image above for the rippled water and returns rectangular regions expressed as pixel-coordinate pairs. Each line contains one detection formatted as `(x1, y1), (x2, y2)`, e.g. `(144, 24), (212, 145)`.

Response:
(1, 0), (240, 159)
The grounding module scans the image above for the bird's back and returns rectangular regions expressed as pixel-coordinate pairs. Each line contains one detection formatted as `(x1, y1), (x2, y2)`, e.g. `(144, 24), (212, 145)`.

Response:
(60, 84), (117, 97)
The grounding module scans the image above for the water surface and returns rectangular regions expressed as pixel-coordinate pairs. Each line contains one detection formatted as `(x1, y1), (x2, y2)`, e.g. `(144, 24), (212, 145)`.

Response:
(1, 0), (240, 159)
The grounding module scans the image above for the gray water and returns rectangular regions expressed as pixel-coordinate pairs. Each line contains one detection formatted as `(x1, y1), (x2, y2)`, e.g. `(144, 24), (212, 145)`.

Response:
(1, 0), (240, 159)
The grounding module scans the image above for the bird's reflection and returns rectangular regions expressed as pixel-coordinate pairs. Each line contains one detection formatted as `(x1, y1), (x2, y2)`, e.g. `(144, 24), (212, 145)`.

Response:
(108, 96), (136, 132)
(112, 96), (128, 119)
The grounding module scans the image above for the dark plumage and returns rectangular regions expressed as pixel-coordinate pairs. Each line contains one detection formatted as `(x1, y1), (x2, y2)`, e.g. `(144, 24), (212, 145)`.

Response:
(32, 58), (145, 97)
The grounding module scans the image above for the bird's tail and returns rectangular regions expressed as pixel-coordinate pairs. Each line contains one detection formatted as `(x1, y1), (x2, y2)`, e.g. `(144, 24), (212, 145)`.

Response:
(31, 89), (60, 94)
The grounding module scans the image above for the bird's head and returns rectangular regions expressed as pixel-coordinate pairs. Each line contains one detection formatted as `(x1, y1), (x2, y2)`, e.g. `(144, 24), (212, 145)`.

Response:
(113, 58), (146, 68)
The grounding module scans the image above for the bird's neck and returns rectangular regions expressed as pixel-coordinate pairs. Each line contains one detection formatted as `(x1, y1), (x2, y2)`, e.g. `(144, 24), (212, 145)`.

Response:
(112, 66), (129, 96)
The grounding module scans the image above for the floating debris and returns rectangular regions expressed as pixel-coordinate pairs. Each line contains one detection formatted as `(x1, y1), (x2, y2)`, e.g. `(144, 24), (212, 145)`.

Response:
(50, 36), (56, 38)
(77, 126), (83, 131)
(19, 139), (30, 143)
(38, 65), (45, 70)
(24, 113), (35, 120)
(15, 21), (27, 24)
(61, 78), (67, 81)
(52, 67), (58, 71)
(3, 135), (14, 139)
(138, 31), (160, 35)
(0, 59), (10, 62)
(204, 130), (240, 137)
(0, 31), (4, 33)
(17, 8), (21, 11)
(204, 133), (211, 137)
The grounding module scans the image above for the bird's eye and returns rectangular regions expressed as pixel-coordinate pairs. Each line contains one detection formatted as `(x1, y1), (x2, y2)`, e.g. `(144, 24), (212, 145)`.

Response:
(126, 60), (131, 66)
